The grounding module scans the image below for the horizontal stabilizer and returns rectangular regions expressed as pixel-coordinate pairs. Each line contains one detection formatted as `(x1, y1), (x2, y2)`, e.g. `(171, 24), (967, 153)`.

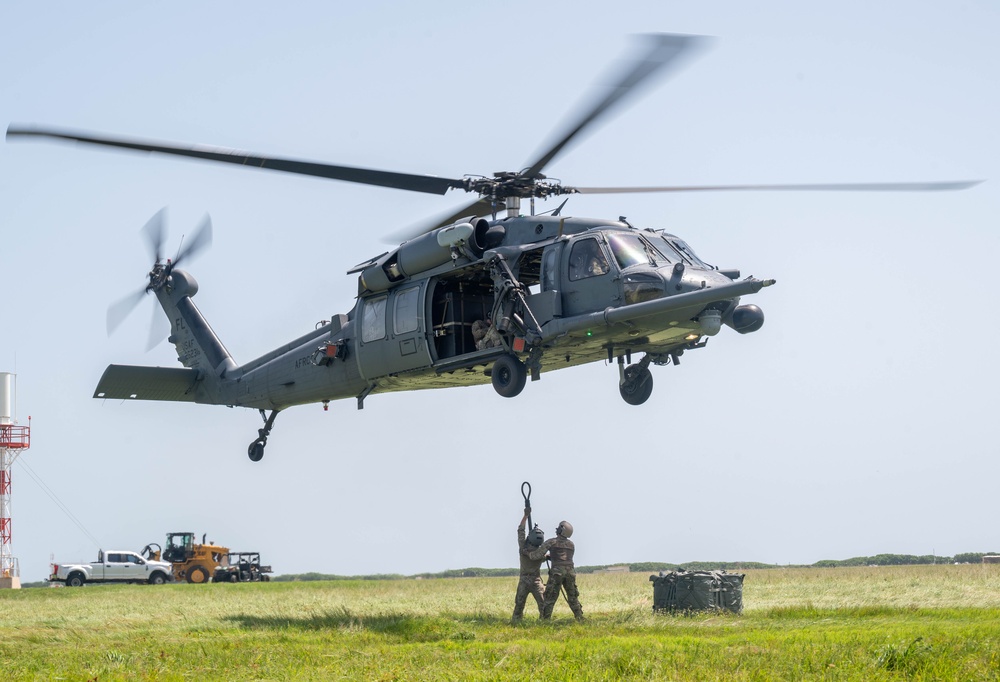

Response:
(94, 365), (201, 402)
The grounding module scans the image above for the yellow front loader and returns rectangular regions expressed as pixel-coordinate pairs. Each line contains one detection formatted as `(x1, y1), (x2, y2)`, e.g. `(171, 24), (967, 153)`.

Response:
(142, 532), (229, 583)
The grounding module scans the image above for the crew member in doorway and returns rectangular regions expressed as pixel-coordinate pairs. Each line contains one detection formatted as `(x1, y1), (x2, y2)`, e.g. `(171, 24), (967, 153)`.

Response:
(472, 317), (502, 350)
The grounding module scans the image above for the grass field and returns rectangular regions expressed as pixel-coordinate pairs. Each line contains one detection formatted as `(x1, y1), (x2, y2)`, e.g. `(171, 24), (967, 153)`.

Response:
(2, 564), (1000, 680)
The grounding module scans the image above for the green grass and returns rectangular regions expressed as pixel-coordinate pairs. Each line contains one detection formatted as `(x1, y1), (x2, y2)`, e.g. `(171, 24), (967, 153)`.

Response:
(3, 565), (1000, 680)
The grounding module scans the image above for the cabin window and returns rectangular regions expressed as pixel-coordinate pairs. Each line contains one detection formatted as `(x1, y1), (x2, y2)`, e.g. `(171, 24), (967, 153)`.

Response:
(362, 296), (387, 342)
(393, 286), (420, 335)
(568, 239), (610, 281)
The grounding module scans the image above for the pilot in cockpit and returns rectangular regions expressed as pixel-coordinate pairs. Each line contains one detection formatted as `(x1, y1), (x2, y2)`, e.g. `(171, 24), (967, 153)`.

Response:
(570, 240), (609, 280)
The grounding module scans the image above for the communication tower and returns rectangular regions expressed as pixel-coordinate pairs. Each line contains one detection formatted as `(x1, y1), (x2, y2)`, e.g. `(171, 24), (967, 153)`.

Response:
(1, 372), (30, 589)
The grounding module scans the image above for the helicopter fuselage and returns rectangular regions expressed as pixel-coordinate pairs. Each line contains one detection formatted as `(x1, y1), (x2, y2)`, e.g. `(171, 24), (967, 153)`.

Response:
(94, 213), (773, 428)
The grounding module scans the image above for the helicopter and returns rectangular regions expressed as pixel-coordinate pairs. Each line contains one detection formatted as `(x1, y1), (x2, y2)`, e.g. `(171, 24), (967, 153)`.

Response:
(6, 34), (980, 462)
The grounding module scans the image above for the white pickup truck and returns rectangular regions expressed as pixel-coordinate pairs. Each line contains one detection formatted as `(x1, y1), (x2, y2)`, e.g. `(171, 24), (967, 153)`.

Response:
(49, 549), (173, 586)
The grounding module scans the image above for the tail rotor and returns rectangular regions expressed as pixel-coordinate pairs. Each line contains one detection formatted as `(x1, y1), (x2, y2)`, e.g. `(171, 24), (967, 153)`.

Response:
(106, 207), (212, 349)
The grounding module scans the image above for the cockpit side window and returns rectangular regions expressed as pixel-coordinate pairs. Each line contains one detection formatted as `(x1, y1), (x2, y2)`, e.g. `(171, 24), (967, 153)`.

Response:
(568, 239), (611, 281)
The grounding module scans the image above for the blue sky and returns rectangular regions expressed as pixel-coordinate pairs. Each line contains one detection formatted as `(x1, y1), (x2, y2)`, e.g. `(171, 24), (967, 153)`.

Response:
(2, 2), (997, 582)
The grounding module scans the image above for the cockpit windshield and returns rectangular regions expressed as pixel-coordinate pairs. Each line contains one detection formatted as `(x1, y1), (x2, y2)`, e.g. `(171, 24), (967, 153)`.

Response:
(657, 235), (712, 269)
(607, 233), (656, 269)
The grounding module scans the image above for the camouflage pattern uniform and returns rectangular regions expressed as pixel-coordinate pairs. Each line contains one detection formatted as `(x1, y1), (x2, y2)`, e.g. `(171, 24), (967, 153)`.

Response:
(528, 527), (584, 620)
(512, 519), (545, 621)
(472, 318), (503, 350)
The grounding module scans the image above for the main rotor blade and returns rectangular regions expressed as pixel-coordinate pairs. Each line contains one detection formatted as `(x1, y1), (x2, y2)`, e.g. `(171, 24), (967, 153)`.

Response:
(173, 214), (212, 267)
(521, 33), (708, 179)
(573, 180), (984, 194)
(141, 207), (167, 263)
(7, 124), (466, 196)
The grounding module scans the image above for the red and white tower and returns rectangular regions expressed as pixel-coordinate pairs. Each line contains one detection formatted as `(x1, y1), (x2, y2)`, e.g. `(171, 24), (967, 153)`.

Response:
(1, 372), (30, 589)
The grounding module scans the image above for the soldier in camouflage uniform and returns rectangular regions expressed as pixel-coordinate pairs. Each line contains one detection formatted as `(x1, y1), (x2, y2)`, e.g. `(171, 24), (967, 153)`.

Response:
(511, 510), (545, 622)
(527, 520), (584, 621)
(472, 317), (503, 350)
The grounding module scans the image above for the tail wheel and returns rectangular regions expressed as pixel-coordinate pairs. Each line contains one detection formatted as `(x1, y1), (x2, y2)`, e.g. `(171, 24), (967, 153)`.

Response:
(619, 365), (654, 405)
(187, 565), (210, 584)
(491, 354), (527, 398)
(248, 440), (265, 462)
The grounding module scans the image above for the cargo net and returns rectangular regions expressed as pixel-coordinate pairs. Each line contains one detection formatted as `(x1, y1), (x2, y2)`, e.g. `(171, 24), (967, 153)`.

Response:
(649, 570), (744, 614)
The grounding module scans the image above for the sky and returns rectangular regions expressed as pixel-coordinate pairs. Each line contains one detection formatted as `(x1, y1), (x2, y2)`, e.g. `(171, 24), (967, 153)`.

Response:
(1, 2), (997, 583)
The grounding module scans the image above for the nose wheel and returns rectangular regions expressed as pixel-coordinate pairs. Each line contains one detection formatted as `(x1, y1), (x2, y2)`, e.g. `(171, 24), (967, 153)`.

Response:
(248, 409), (280, 462)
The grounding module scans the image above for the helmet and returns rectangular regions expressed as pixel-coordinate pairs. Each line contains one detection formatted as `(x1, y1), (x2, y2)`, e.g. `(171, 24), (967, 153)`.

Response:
(556, 520), (574, 538)
(528, 526), (545, 547)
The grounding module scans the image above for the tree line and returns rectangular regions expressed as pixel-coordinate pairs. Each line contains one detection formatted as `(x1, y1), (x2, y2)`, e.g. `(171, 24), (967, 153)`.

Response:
(271, 552), (999, 582)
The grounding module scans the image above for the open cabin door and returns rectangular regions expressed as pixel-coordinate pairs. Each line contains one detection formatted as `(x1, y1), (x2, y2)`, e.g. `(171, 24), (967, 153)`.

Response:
(429, 277), (494, 361)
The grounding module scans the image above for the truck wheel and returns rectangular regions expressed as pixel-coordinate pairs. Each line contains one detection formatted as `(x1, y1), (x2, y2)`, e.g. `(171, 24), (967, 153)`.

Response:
(229, 573), (239, 583)
(67, 573), (85, 587)
(148, 572), (167, 585)
(187, 565), (210, 584)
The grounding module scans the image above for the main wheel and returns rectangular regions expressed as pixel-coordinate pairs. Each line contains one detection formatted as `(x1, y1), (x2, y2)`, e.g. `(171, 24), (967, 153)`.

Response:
(619, 365), (654, 406)
(491, 354), (527, 398)
(248, 440), (265, 462)
(187, 565), (210, 584)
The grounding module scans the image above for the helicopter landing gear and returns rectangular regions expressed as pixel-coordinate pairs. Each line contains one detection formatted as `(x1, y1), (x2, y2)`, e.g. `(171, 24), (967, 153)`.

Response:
(619, 358), (654, 406)
(248, 441), (265, 462)
(248, 409), (280, 462)
(492, 354), (527, 398)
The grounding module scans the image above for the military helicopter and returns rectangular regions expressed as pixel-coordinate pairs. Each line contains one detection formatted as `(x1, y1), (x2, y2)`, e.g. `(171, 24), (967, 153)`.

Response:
(6, 34), (979, 462)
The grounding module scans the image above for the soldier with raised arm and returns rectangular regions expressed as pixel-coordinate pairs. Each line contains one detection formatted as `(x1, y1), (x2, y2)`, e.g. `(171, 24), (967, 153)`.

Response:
(511, 508), (546, 623)
(527, 520), (584, 621)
